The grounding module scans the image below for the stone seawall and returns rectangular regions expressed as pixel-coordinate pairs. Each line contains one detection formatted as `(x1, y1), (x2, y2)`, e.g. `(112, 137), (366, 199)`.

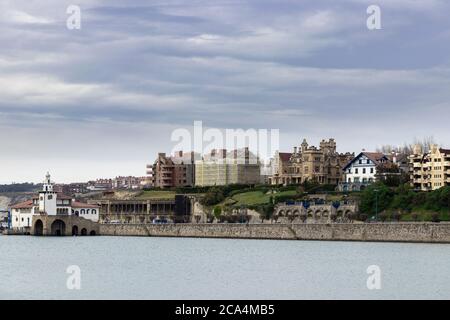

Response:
(99, 223), (450, 243)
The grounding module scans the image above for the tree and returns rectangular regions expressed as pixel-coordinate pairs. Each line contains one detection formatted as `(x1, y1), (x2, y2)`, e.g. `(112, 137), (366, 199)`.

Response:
(391, 184), (415, 212)
(360, 182), (394, 218)
(200, 187), (225, 206)
(213, 206), (222, 221)
(411, 212), (419, 222)
(258, 204), (274, 223)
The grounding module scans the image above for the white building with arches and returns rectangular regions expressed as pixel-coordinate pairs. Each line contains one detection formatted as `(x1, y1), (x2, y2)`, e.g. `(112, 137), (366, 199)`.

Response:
(10, 173), (99, 231)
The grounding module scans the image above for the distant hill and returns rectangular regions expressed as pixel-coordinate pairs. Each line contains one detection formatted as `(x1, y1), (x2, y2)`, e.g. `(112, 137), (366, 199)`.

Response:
(0, 192), (36, 211)
(0, 183), (41, 193)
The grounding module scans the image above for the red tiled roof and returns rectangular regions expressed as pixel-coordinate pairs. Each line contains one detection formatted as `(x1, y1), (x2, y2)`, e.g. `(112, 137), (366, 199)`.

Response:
(10, 200), (33, 209)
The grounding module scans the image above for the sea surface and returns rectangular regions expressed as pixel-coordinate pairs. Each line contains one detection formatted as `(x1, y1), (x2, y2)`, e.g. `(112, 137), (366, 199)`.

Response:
(1, 236), (449, 300)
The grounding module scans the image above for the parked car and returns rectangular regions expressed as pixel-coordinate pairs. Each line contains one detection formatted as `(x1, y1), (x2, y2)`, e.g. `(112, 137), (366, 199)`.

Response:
(152, 218), (168, 224)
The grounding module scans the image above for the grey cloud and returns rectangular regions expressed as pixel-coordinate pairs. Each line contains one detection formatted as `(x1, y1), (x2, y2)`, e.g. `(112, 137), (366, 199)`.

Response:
(1, 0), (450, 182)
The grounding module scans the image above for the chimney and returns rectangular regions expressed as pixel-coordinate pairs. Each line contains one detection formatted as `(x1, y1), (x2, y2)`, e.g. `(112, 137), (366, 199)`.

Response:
(294, 146), (297, 154)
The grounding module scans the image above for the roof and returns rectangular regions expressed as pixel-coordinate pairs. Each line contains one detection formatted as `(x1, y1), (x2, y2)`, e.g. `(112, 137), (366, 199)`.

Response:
(278, 152), (292, 162)
(343, 152), (390, 170)
(440, 148), (450, 155)
(71, 201), (100, 209)
(32, 193), (73, 200)
(362, 152), (387, 164)
(10, 200), (33, 209)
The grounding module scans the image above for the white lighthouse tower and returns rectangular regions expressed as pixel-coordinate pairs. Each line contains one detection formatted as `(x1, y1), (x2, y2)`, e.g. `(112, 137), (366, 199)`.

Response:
(38, 172), (57, 215)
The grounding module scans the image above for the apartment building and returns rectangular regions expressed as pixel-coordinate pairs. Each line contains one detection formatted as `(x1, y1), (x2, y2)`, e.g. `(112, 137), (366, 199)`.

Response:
(147, 151), (198, 188)
(195, 148), (261, 186)
(269, 139), (354, 186)
(410, 145), (450, 191)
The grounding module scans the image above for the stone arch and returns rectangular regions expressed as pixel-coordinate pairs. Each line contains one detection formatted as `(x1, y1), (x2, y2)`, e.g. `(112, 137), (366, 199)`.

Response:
(345, 209), (353, 217)
(293, 210), (300, 216)
(307, 210), (313, 217)
(278, 210), (285, 216)
(81, 228), (87, 236)
(51, 219), (66, 236)
(337, 210), (344, 218)
(34, 219), (43, 236)
(72, 225), (79, 236)
(89, 230), (96, 236)
(315, 209), (322, 218)
(322, 210), (329, 218)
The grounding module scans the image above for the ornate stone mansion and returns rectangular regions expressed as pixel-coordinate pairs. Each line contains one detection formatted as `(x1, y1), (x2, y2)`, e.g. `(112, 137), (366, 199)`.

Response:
(269, 138), (354, 186)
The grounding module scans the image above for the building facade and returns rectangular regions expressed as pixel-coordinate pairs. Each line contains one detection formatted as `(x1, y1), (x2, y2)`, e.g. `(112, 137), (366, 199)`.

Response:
(194, 148), (261, 186)
(340, 152), (390, 191)
(269, 139), (354, 186)
(88, 195), (193, 224)
(410, 145), (450, 191)
(10, 173), (99, 231)
(147, 151), (198, 188)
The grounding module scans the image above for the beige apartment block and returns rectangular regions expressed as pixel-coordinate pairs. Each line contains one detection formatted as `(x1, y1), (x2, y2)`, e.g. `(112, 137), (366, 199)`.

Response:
(269, 138), (354, 186)
(410, 145), (450, 191)
(195, 148), (261, 186)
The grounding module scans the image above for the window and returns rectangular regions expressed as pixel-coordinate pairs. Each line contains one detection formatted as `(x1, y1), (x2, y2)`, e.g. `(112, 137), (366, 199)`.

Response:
(355, 169), (359, 174)
(359, 160), (362, 164)
(370, 168), (374, 174)
(48, 195), (52, 200)
(363, 168), (366, 174)
(367, 160), (370, 164)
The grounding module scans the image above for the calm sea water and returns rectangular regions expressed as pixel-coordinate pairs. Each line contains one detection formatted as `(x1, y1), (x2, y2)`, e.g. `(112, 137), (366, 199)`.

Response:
(1, 236), (450, 300)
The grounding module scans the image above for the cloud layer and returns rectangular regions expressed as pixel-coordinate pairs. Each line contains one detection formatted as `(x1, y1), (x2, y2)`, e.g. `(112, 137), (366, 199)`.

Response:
(1, 0), (450, 182)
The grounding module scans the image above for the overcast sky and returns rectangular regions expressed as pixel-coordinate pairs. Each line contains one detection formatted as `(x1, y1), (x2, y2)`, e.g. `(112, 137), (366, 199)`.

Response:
(1, 0), (450, 183)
